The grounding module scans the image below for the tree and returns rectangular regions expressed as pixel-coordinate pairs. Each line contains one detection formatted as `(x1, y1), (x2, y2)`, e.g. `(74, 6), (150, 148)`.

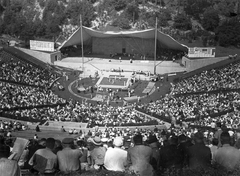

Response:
(184, 0), (211, 20)
(173, 13), (192, 31)
(109, 0), (128, 11)
(202, 8), (219, 32)
(112, 14), (131, 30)
(216, 17), (240, 47)
(65, 0), (96, 27)
(125, 2), (139, 23)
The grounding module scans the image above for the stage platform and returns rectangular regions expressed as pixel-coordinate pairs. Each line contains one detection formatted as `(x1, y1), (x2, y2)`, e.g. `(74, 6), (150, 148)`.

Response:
(54, 57), (187, 76)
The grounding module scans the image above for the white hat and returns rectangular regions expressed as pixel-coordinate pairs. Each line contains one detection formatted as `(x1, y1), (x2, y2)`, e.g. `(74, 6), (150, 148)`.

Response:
(113, 137), (123, 147)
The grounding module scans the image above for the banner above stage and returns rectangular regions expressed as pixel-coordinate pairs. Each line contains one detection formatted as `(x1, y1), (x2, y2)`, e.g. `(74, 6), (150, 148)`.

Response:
(58, 26), (188, 52)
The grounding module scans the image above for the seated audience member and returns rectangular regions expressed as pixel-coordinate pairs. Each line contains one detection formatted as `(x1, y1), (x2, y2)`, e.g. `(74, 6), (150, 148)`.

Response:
(214, 131), (240, 170)
(0, 157), (21, 176)
(24, 139), (46, 171)
(159, 136), (182, 171)
(147, 135), (160, 170)
(76, 139), (89, 171)
(61, 126), (66, 132)
(104, 137), (127, 171)
(73, 129), (78, 134)
(186, 132), (212, 169)
(0, 135), (10, 158)
(28, 138), (58, 175)
(53, 140), (63, 155)
(57, 138), (82, 173)
(126, 133), (154, 176)
(68, 129), (73, 135)
(90, 136), (107, 170)
(36, 125), (40, 132)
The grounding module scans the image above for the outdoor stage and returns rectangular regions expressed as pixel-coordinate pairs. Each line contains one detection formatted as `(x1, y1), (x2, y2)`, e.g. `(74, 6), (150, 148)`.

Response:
(54, 57), (187, 77)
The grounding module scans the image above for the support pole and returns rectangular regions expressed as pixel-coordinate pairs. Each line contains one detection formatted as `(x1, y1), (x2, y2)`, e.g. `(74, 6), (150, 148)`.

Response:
(154, 17), (157, 75)
(80, 15), (84, 76)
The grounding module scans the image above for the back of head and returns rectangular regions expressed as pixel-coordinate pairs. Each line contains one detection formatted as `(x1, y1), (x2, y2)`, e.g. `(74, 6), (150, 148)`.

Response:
(169, 136), (178, 145)
(46, 138), (55, 150)
(178, 134), (186, 143)
(39, 138), (47, 147)
(133, 133), (142, 145)
(194, 132), (204, 144)
(113, 137), (123, 147)
(212, 138), (218, 146)
(221, 131), (231, 145)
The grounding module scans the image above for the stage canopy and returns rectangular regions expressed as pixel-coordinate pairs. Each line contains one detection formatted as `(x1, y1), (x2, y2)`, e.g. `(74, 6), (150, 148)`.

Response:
(58, 26), (188, 52)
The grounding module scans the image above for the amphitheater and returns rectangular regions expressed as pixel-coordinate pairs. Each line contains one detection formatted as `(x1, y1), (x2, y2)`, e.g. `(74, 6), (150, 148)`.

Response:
(1, 44), (237, 141)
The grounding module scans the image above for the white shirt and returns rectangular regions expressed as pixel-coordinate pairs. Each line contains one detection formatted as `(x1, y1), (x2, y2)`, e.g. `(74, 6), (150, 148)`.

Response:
(104, 147), (127, 172)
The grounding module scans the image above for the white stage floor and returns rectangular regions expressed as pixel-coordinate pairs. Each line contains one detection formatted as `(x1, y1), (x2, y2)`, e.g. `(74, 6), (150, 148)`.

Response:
(54, 57), (187, 76)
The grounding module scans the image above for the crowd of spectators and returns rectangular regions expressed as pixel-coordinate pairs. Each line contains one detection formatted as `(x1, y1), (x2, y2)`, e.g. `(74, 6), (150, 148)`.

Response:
(137, 92), (240, 128)
(1, 101), (159, 127)
(0, 81), (66, 110)
(1, 123), (240, 176)
(0, 53), (58, 87)
(171, 62), (240, 95)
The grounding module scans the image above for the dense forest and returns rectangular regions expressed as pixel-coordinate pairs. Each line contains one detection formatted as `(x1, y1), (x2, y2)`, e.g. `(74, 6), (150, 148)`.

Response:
(0, 0), (240, 47)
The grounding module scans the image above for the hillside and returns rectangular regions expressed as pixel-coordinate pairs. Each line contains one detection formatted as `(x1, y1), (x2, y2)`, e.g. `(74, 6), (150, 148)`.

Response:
(0, 0), (239, 48)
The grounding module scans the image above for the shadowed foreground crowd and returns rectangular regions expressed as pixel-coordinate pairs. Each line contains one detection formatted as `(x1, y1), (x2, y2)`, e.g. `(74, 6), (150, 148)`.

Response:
(2, 123), (240, 176)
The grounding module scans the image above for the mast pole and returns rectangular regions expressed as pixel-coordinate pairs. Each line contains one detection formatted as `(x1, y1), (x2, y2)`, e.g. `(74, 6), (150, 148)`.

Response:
(80, 15), (84, 76)
(154, 17), (157, 75)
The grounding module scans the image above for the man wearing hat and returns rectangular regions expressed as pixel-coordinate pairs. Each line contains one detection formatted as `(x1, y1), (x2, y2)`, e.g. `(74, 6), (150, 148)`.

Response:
(89, 136), (106, 170)
(104, 137), (127, 172)
(57, 138), (82, 173)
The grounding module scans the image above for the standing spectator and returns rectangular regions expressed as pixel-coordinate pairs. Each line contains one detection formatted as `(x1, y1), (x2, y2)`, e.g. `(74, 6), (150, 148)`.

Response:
(126, 133), (154, 176)
(57, 138), (82, 173)
(186, 132), (212, 169)
(214, 131), (240, 170)
(104, 137), (127, 172)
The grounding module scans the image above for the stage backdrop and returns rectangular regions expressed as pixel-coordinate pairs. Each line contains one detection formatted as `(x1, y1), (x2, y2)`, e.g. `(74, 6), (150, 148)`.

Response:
(92, 37), (155, 57)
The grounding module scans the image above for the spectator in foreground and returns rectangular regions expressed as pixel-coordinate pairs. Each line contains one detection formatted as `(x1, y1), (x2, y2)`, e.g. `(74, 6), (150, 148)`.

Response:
(0, 157), (21, 176)
(126, 133), (154, 176)
(187, 132), (212, 169)
(28, 138), (57, 175)
(90, 136), (106, 170)
(214, 131), (240, 170)
(104, 137), (127, 172)
(0, 135), (10, 158)
(57, 138), (82, 173)
(159, 136), (182, 171)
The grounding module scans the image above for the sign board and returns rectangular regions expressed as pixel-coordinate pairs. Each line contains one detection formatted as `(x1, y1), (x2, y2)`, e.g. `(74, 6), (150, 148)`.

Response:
(188, 47), (215, 58)
(30, 40), (54, 52)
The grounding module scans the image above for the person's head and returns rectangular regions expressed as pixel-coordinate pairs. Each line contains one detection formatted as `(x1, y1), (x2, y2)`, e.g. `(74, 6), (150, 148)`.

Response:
(212, 138), (218, 146)
(147, 135), (158, 145)
(46, 138), (55, 150)
(178, 134), (187, 143)
(39, 138), (47, 147)
(221, 131), (231, 145)
(133, 133), (142, 145)
(55, 139), (62, 148)
(91, 136), (102, 147)
(113, 137), (123, 148)
(62, 138), (74, 148)
(76, 140), (86, 148)
(169, 136), (178, 145)
(194, 132), (204, 144)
